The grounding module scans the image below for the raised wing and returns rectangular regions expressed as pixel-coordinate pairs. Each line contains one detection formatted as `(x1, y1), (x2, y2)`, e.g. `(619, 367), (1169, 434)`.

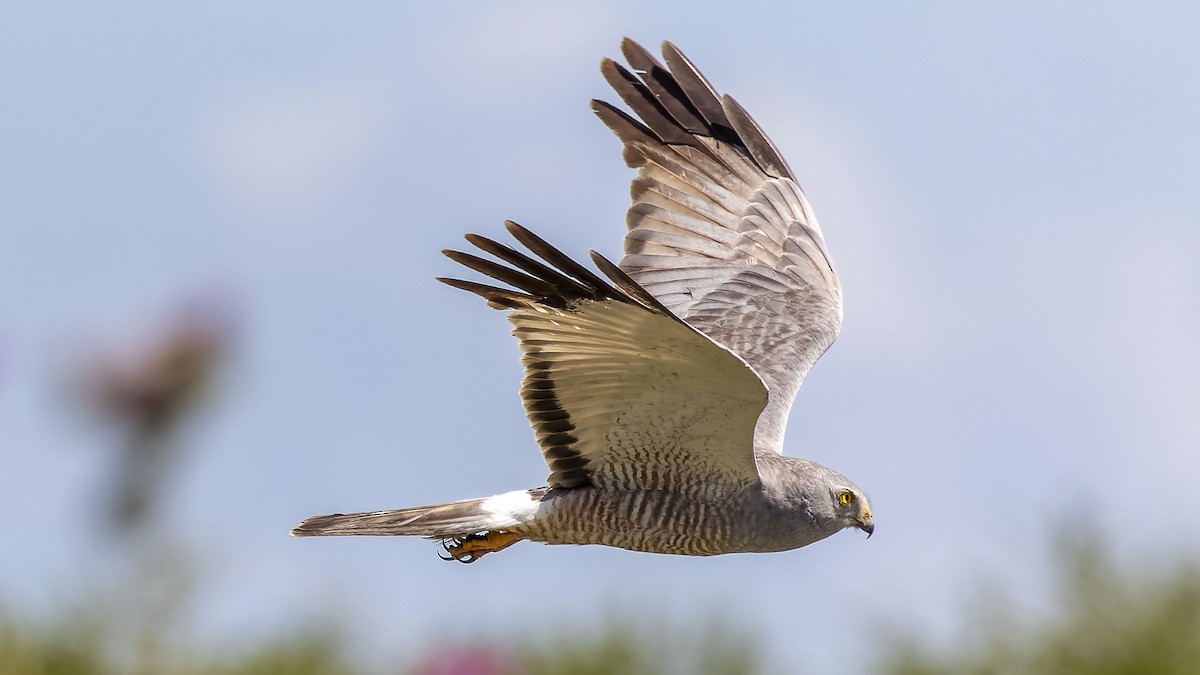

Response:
(440, 221), (767, 503)
(594, 39), (843, 454)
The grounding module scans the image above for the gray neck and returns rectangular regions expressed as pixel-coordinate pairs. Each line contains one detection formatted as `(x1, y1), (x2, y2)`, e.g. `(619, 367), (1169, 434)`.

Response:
(735, 454), (847, 552)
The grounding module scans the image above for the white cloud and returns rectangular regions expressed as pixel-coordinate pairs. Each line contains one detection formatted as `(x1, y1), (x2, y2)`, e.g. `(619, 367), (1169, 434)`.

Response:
(426, 3), (617, 101)
(753, 88), (939, 358)
(1110, 221), (1200, 459)
(197, 77), (391, 220)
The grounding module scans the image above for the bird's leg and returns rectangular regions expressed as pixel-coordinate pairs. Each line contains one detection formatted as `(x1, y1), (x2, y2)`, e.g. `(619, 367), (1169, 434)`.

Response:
(439, 531), (523, 563)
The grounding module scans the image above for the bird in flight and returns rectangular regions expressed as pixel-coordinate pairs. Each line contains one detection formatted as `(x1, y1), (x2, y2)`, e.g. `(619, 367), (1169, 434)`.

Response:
(292, 38), (874, 562)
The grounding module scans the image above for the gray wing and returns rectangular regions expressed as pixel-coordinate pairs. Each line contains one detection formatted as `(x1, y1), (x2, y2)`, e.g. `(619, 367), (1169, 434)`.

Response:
(440, 221), (768, 503)
(593, 39), (842, 454)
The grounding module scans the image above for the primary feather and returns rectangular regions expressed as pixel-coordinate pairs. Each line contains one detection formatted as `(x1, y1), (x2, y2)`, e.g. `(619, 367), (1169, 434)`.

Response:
(291, 39), (873, 562)
(596, 39), (843, 455)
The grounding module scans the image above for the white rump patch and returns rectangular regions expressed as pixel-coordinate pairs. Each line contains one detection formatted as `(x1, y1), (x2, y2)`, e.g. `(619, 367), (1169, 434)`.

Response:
(481, 490), (540, 527)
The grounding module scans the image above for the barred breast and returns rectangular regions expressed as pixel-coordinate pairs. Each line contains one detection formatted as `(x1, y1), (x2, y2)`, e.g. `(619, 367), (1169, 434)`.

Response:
(513, 487), (753, 556)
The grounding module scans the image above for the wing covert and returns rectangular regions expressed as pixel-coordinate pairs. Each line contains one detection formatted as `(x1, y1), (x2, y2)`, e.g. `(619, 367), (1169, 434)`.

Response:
(595, 39), (844, 454)
(440, 221), (768, 502)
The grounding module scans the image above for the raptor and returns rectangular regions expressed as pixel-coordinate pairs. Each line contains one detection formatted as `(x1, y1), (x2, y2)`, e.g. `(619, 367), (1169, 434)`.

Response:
(292, 38), (874, 562)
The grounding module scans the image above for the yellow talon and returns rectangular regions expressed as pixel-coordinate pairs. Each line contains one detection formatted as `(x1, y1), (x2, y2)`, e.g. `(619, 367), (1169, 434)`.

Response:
(439, 531), (523, 563)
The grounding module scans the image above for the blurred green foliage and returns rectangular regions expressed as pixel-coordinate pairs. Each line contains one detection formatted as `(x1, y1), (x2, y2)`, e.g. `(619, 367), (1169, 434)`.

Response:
(0, 610), (110, 675)
(4, 530), (1199, 674)
(520, 617), (760, 675)
(0, 605), (757, 675)
(879, 530), (1200, 675)
(0, 606), (357, 675)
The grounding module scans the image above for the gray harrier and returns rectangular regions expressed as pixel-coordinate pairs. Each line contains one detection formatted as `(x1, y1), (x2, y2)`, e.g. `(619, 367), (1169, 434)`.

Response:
(292, 39), (874, 562)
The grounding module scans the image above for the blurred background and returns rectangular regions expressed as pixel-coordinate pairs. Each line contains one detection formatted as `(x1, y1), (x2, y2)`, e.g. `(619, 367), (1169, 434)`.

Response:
(2, 2), (1198, 673)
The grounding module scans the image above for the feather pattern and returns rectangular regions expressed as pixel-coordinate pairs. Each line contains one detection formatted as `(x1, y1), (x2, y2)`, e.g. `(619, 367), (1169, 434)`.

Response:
(291, 39), (877, 562)
(594, 39), (843, 454)
(290, 489), (546, 538)
(440, 221), (767, 502)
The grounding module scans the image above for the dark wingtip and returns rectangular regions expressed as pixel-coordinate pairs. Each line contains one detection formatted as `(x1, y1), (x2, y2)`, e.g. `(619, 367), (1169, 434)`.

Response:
(620, 37), (661, 73)
(588, 250), (679, 319)
(720, 94), (794, 180)
(503, 219), (527, 237)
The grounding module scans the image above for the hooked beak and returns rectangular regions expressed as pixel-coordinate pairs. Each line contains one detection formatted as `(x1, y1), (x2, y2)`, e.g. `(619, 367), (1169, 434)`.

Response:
(856, 514), (874, 538)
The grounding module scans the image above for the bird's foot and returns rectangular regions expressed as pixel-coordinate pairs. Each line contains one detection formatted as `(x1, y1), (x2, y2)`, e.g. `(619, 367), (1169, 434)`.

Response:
(439, 530), (523, 563)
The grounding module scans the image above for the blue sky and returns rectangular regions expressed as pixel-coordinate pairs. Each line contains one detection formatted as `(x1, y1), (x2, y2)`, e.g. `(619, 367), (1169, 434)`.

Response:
(2, 1), (1198, 671)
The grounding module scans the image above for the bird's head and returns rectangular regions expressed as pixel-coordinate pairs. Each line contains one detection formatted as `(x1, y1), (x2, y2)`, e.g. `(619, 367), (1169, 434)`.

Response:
(828, 483), (873, 538)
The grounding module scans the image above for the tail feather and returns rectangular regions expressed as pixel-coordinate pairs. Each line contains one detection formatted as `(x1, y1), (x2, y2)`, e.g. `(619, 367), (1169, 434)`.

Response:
(290, 488), (545, 538)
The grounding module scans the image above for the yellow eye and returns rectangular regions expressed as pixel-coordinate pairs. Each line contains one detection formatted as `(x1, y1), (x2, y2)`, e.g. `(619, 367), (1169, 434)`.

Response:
(839, 491), (855, 506)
